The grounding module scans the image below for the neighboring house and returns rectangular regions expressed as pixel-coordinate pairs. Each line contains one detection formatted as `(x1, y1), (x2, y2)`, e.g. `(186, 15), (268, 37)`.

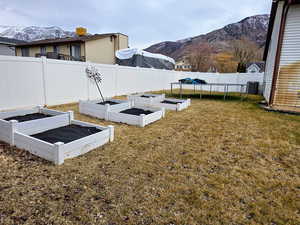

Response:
(15, 33), (128, 65)
(207, 66), (218, 73)
(263, 0), (300, 109)
(0, 37), (26, 56)
(246, 62), (265, 73)
(175, 58), (192, 71)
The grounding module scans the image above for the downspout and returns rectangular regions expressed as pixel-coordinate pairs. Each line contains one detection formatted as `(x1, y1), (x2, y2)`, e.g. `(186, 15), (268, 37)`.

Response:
(269, 0), (292, 105)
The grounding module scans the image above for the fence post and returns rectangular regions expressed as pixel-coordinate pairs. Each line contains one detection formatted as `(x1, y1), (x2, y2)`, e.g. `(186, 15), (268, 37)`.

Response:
(114, 64), (119, 97)
(162, 108), (166, 118)
(86, 61), (91, 100)
(104, 104), (110, 121)
(139, 114), (146, 127)
(54, 142), (64, 165)
(9, 120), (18, 146)
(68, 111), (74, 123)
(41, 56), (47, 106)
(108, 125), (114, 142)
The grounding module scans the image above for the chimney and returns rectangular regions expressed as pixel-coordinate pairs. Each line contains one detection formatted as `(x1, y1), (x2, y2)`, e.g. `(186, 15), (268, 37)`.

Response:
(76, 27), (87, 36)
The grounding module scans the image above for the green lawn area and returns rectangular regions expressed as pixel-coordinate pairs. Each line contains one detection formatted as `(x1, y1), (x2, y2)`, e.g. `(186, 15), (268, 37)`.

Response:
(0, 92), (299, 225)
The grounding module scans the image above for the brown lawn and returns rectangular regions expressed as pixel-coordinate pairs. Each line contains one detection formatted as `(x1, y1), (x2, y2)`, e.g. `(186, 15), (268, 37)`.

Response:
(0, 91), (299, 225)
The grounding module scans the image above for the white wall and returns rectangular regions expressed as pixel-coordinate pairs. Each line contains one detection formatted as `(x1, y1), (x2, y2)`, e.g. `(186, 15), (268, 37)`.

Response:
(0, 55), (263, 111)
(263, 1), (284, 103)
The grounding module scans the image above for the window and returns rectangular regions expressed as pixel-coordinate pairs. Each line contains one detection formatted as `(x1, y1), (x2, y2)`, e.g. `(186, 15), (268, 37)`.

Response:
(21, 48), (29, 57)
(53, 46), (60, 54)
(40, 46), (46, 54)
(70, 44), (81, 60)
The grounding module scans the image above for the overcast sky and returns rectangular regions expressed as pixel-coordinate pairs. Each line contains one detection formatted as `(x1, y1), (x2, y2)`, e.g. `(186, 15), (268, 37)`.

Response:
(1, 0), (272, 48)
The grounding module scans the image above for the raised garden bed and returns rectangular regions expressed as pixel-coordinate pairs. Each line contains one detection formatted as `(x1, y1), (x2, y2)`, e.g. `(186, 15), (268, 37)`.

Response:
(4, 113), (52, 122)
(14, 119), (114, 165)
(80, 99), (164, 127)
(0, 107), (71, 145)
(150, 98), (191, 111)
(31, 124), (101, 144)
(120, 108), (154, 115)
(108, 106), (165, 127)
(79, 99), (131, 120)
(127, 93), (165, 105)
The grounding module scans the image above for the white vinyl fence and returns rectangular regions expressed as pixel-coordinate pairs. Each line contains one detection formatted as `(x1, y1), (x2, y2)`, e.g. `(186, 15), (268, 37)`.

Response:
(0, 55), (264, 111)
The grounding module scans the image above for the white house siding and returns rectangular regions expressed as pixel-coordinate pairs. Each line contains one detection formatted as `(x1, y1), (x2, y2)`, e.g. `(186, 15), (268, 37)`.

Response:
(274, 4), (300, 106)
(263, 1), (284, 103)
(0, 44), (15, 56)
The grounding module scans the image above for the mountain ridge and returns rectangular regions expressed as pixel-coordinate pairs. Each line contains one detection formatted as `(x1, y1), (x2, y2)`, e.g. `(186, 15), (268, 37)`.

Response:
(0, 25), (76, 42)
(145, 14), (270, 61)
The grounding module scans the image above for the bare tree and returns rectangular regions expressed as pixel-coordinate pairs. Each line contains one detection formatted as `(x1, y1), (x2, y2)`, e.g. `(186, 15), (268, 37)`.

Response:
(231, 38), (263, 65)
(188, 43), (214, 72)
(214, 52), (238, 73)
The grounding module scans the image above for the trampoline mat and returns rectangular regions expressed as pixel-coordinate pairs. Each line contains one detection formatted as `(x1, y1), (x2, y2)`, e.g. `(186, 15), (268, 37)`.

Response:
(140, 95), (157, 98)
(120, 108), (153, 115)
(4, 113), (52, 122)
(97, 101), (120, 105)
(31, 124), (102, 144)
(161, 100), (183, 105)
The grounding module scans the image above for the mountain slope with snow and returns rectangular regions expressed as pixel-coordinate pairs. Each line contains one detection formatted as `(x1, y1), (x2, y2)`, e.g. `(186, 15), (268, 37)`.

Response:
(145, 14), (270, 60)
(0, 25), (76, 41)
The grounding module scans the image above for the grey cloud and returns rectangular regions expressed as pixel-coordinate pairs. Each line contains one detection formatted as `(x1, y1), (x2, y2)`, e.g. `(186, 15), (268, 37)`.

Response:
(1, 0), (271, 48)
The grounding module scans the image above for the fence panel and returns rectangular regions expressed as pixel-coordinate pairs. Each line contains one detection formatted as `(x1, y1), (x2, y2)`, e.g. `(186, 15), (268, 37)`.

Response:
(44, 59), (88, 106)
(0, 55), (264, 111)
(0, 56), (45, 110)
(89, 63), (117, 100)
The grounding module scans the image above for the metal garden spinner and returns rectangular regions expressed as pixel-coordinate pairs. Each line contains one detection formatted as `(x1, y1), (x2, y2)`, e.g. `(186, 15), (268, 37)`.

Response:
(86, 65), (105, 102)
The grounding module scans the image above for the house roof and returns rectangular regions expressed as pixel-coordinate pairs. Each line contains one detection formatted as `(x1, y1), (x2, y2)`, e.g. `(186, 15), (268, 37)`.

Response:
(263, 0), (300, 60)
(246, 62), (265, 72)
(16, 33), (127, 47)
(0, 37), (27, 45)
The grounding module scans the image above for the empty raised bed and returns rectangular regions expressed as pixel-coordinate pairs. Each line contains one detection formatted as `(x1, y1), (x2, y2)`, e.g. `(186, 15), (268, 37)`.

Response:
(150, 98), (191, 111)
(0, 107), (71, 145)
(79, 99), (131, 120)
(127, 93), (165, 105)
(14, 119), (114, 165)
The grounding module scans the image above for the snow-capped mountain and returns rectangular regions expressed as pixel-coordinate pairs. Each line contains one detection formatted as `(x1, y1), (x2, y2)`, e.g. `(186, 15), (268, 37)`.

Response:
(145, 14), (270, 60)
(0, 25), (76, 41)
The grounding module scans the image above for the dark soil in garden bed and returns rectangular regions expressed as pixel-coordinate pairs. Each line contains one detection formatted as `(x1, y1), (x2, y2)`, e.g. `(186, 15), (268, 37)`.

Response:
(4, 113), (52, 122)
(97, 101), (120, 105)
(141, 95), (157, 98)
(31, 124), (102, 144)
(161, 100), (183, 105)
(120, 108), (153, 115)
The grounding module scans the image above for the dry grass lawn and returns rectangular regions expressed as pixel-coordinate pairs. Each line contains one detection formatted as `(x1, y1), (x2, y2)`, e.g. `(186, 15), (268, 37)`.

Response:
(0, 91), (299, 225)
